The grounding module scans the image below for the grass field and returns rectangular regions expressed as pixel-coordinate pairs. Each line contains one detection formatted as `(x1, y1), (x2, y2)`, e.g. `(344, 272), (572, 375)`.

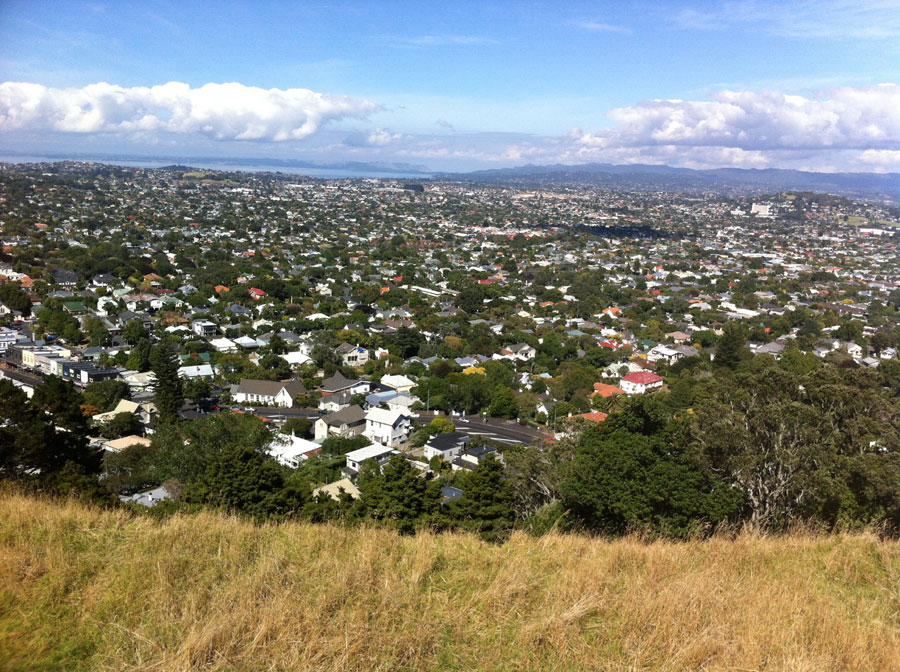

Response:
(2, 491), (900, 671)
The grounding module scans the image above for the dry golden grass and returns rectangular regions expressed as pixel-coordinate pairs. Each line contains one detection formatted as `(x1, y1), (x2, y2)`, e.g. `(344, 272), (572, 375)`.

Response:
(2, 492), (900, 671)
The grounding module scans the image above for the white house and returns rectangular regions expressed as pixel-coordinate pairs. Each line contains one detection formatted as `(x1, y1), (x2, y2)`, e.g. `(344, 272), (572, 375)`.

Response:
(210, 337), (238, 353)
(646, 345), (683, 365)
(343, 442), (397, 475)
(336, 342), (370, 367)
(314, 405), (367, 440)
(192, 320), (217, 337)
(267, 432), (321, 468)
(379, 374), (416, 395)
(364, 407), (412, 447)
(620, 371), (665, 394)
(232, 379), (306, 407)
(423, 432), (470, 462)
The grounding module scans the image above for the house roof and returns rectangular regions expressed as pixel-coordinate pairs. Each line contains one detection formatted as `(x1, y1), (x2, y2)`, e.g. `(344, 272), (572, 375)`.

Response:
(365, 407), (409, 426)
(321, 404), (366, 426)
(235, 378), (307, 397)
(621, 371), (664, 385)
(426, 431), (469, 450)
(321, 372), (362, 393)
(344, 442), (395, 463)
(592, 382), (626, 397)
(573, 411), (608, 423)
(313, 478), (361, 501)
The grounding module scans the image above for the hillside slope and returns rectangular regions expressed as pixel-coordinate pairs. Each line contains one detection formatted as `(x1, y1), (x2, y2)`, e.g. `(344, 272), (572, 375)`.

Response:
(2, 493), (900, 671)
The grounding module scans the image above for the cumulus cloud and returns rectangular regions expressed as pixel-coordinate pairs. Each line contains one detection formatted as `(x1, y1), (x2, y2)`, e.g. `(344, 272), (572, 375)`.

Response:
(343, 128), (406, 147)
(576, 84), (900, 153)
(0, 81), (380, 141)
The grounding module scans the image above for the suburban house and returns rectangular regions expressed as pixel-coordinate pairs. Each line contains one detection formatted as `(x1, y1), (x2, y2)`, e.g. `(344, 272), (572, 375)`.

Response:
(364, 407), (412, 447)
(321, 372), (370, 396)
(192, 320), (217, 337)
(620, 371), (665, 394)
(591, 382), (626, 398)
(451, 443), (499, 471)
(314, 405), (367, 440)
(312, 477), (361, 501)
(379, 374), (416, 395)
(423, 431), (470, 462)
(232, 378), (307, 407)
(92, 399), (157, 426)
(267, 432), (321, 468)
(336, 342), (370, 367)
(319, 390), (354, 413)
(496, 342), (537, 362)
(342, 442), (397, 478)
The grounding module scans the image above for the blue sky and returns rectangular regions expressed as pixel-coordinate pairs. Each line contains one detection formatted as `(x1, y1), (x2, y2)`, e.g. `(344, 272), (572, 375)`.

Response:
(1, 0), (899, 171)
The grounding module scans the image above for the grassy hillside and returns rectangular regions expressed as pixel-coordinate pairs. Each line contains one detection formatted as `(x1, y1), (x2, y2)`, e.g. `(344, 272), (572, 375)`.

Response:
(2, 493), (900, 671)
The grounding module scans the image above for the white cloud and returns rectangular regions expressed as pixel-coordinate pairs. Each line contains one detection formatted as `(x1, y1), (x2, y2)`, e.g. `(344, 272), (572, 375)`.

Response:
(0, 81), (380, 141)
(577, 84), (900, 152)
(343, 127), (406, 147)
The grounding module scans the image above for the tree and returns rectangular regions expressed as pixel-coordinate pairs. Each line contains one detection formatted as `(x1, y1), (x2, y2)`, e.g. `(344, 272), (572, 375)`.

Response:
(0, 377), (99, 481)
(103, 441), (157, 493)
(563, 398), (740, 536)
(100, 412), (141, 439)
(357, 454), (441, 533)
(123, 320), (148, 344)
(281, 417), (313, 438)
(488, 386), (518, 418)
(148, 413), (272, 486)
(126, 338), (152, 372)
(183, 377), (211, 404)
(390, 326), (425, 358)
(457, 284), (485, 314)
(83, 378), (131, 413)
(182, 446), (307, 522)
(0, 281), (31, 315)
(715, 322), (747, 370)
(150, 342), (183, 424)
(447, 454), (515, 542)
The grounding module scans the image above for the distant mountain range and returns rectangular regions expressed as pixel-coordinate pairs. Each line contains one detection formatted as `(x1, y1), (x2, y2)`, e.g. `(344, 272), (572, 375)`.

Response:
(443, 163), (900, 200)
(0, 151), (431, 176)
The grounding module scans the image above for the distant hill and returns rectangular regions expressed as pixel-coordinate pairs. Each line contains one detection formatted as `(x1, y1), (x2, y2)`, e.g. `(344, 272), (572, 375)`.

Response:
(3, 491), (900, 671)
(440, 162), (900, 200)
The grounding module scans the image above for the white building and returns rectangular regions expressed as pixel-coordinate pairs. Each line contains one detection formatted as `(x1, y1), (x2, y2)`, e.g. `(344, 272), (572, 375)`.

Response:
(364, 407), (412, 447)
(620, 371), (665, 395)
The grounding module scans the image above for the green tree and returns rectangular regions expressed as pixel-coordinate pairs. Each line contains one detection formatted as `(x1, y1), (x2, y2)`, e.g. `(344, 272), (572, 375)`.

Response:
(0, 281), (31, 315)
(123, 320), (149, 344)
(458, 283), (486, 314)
(448, 454), (515, 542)
(126, 338), (152, 372)
(563, 398), (740, 535)
(357, 454), (441, 533)
(715, 322), (747, 370)
(83, 378), (131, 413)
(488, 385), (518, 418)
(182, 446), (307, 522)
(0, 377), (99, 480)
(150, 342), (183, 424)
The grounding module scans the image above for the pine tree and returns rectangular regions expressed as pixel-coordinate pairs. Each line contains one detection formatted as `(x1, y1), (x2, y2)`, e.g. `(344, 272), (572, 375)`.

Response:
(715, 322), (746, 370)
(449, 454), (515, 542)
(150, 342), (183, 424)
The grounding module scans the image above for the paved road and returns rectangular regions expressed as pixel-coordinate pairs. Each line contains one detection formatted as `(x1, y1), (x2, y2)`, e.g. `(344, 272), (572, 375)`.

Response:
(415, 413), (550, 445)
